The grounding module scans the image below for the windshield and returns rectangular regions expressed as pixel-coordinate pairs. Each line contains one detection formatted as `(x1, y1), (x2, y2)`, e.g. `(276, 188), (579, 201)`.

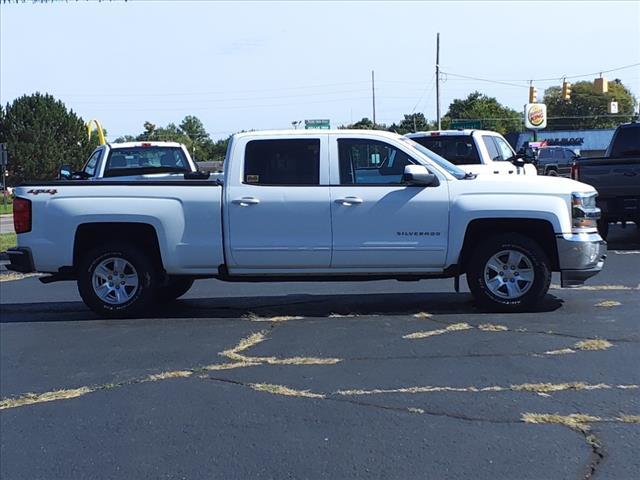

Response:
(399, 137), (469, 179)
(104, 146), (190, 177)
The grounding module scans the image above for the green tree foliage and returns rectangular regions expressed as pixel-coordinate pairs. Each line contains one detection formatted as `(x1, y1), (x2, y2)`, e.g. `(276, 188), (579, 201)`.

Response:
(338, 117), (387, 130)
(442, 91), (523, 134)
(387, 113), (434, 134)
(543, 79), (636, 130)
(116, 116), (229, 162)
(0, 93), (96, 183)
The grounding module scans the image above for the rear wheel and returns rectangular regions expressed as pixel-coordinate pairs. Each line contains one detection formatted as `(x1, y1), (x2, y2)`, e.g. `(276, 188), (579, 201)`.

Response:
(78, 243), (159, 317)
(157, 276), (194, 302)
(466, 233), (551, 312)
(546, 168), (558, 176)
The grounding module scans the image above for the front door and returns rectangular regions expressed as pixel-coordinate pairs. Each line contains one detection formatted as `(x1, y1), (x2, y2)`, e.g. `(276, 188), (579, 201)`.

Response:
(226, 136), (331, 270)
(330, 137), (449, 269)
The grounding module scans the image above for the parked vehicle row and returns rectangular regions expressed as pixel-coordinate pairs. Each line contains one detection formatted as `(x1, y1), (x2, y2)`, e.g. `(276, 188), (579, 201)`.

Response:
(8, 129), (605, 317)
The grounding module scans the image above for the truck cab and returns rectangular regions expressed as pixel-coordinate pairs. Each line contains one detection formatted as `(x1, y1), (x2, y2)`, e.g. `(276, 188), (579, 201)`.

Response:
(406, 130), (537, 176)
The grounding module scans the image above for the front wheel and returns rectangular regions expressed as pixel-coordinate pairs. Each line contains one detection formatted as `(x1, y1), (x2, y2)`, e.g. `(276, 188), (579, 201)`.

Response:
(466, 234), (551, 312)
(78, 243), (159, 317)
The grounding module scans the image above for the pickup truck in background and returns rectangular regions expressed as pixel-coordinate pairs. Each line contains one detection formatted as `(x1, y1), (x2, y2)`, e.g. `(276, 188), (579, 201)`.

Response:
(60, 141), (201, 181)
(406, 129), (537, 176)
(571, 121), (640, 238)
(8, 129), (605, 317)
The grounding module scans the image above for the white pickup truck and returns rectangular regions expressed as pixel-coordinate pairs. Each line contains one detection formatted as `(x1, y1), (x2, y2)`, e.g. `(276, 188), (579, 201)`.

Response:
(406, 130), (538, 176)
(8, 129), (606, 317)
(60, 141), (202, 181)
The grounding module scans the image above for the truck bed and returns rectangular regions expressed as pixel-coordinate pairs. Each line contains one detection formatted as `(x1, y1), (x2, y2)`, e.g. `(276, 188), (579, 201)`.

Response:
(15, 180), (224, 275)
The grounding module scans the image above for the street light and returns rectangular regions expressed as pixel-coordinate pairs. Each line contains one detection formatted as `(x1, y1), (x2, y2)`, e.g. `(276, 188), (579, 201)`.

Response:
(291, 120), (302, 129)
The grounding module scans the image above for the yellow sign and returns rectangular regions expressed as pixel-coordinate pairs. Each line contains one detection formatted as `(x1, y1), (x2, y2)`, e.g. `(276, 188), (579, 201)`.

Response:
(86, 119), (106, 145)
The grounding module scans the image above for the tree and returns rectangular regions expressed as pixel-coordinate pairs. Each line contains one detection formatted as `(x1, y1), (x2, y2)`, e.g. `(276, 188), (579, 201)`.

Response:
(443, 91), (523, 134)
(338, 117), (387, 130)
(543, 79), (636, 130)
(387, 113), (433, 134)
(0, 93), (95, 183)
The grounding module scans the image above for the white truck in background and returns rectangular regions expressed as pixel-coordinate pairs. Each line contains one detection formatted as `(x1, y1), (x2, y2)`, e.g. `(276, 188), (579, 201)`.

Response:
(59, 141), (204, 181)
(8, 129), (605, 317)
(406, 129), (538, 176)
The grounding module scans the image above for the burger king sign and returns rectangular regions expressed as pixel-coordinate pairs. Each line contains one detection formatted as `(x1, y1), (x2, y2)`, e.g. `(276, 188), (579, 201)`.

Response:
(525, 103), (547, 130)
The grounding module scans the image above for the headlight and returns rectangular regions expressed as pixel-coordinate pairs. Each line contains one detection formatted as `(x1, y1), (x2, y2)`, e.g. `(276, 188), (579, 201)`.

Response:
(572, 192), (600, 230)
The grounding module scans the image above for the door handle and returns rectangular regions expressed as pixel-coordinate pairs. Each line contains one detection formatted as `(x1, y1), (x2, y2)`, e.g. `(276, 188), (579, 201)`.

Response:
(233, 197), (260, 206)
(335, 196), (363, 206)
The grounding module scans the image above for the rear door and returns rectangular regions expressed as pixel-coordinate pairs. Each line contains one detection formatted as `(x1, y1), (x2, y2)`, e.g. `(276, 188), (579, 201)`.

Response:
(225, 136), (332, 270)
(329, 135), (449, 269)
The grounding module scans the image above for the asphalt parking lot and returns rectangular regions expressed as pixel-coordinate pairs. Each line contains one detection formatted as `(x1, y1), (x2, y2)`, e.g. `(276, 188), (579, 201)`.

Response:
(1, 226), (639, 480)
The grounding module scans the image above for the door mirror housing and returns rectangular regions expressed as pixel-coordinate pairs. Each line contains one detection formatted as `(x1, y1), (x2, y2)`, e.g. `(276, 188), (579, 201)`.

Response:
(403, 165), (439, 186)
(58, 164), (72, 180)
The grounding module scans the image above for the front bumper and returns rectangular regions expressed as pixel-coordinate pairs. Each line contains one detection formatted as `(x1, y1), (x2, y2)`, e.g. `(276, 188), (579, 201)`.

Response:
(5, 247), (36, 273)
(556, 233), (607, 287)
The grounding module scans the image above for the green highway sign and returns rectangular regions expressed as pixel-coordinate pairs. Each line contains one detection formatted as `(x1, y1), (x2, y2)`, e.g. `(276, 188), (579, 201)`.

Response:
(305, 119), (330, 129)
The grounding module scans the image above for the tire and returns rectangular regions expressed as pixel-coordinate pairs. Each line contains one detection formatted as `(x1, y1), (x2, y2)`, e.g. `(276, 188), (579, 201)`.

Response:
(157, 276), (194, 302)
(466, 233), (551, 312)
(546, 169), (558, 177)
(597, 219), (609, 240)
(77, 242), (159, 317)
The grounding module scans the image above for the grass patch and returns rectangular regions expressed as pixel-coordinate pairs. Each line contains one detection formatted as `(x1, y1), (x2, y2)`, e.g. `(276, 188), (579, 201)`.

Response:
(403, 322), (471, 339)
(0, 203), (12, 215)
(478, 323), (509, 332)
(522, 413), (600, 431)
(250, 383), (325, 399)
(0, 232), (16, 252)
(0, 387), (95, 410)
(146, 370), (192, 381)
(574, 339), (613, 351)
(245, 312), (304, 322)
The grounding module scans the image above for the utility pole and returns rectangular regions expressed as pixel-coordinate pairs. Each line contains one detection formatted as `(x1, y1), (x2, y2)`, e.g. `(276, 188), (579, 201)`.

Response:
(436, 33), (441, 130)
(371, 70), (376, 127)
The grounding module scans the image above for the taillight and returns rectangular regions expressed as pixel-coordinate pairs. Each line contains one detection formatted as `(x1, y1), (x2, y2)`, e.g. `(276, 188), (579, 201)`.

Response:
(570, 162), (579, 180)
(13, 197), (32, 234)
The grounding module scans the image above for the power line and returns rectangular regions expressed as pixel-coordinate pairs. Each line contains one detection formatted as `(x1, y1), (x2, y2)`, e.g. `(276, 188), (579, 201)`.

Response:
(440, 62), (640, 87)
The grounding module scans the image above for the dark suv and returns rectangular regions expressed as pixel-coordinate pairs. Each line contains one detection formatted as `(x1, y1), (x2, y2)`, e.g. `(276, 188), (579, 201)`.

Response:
(535, 147), (578, 177)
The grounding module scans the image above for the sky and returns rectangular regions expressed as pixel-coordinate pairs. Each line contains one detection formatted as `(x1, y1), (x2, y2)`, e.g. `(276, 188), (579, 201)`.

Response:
(1, 0), (639, 141)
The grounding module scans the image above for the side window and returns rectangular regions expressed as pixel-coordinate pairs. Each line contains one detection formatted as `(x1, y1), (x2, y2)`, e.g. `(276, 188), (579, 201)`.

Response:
(338, 139), (414, 185)
(482, 136), (501, 161)
(82, 149), (102, 177)
(553, 149), (565, 160)
(493, 137), (515, 161)
(564, 149), (576, 159)
(244, 139), (320, 185)
(538, 149), (552, 159)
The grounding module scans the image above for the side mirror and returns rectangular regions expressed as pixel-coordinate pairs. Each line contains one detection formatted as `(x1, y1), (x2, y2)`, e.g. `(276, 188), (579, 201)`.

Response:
(403, 165), (440, 186)
(58, 164), (72, 180)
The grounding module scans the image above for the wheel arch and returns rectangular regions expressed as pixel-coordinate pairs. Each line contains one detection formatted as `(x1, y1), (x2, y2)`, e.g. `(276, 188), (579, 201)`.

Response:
(458, 218), (559, 273)
(73, 222), (164, 271)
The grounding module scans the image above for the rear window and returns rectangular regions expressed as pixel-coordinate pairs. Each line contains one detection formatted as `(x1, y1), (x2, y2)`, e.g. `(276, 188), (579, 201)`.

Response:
(410, 135), (481, 165)
(244, 139), (320, 185)
(610, 127), (640, 158)
(104, 147), (190, 177)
